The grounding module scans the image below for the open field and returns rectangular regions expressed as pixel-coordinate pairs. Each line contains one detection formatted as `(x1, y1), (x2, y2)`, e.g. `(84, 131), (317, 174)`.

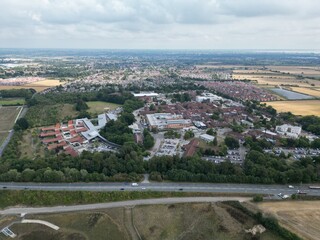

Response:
(0, 106), (21, 143)
(4, 203), (284, 240)
(290, 87), (320, 97)
(258, 201), (320, 240)
(19, 128), (46, 159)
(0, 79), (62, 92)
(86, 101), (121, 115)
(196, 64), (261, 70)
(25, 104), (79, 128)
(0, 98), (25, 106)
(263, 100), (320, 116)
(233, 74), (320, 87)
(266, 66), (320, 78)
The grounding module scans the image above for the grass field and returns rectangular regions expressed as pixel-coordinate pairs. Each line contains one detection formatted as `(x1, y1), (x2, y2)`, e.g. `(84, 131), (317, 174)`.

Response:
(262, 100), (320, 116)
(0, 106), (22, 143)
(0, 79), (62, 92)
(0, 98), (25, 106)
(258, 201), (320, 240)
(25, 104), (79, 128)
(19, 128), (46, 159)
(86, 101), (121, 115)
(5, 203), (284, 240)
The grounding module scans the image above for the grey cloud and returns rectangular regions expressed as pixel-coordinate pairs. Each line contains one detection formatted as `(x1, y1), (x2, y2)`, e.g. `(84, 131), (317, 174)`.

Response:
(0, 0), (319, 49)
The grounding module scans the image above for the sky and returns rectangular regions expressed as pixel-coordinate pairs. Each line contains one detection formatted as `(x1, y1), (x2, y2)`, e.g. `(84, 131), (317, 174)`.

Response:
(0, 0), (319, 49)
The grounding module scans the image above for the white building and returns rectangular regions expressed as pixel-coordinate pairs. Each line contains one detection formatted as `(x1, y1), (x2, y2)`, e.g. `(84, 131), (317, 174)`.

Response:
(146, 113), (192, 130)
(276, 124), (302, 139)
(196, 93), (223, 103)
(133, 92), (159, 98)
(199, 134), (215, 143)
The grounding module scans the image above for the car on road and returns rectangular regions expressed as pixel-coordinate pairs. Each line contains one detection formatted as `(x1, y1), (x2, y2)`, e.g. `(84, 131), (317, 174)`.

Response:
(179, 188), (183, 191)
(2, 186), (7, 189)
(288, 185), (294, 189)
(120, 188), (125, 191)
(141, 187), (146, 190)
(131, 183), (139, 187)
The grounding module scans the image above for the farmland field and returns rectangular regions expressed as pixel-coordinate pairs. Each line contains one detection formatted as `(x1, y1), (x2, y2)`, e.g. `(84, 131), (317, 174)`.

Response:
(0, 79), (62, 92)
(0, 106), (22, 143)
(0, 98), (25, 106)
(233, 74), (320, 87)
(290, 87), (320, 97)
(7, 203), (284, 240)
(263, 100), (320, 116)
(86, 101), (121, 115)
(258, 201), (320, 240)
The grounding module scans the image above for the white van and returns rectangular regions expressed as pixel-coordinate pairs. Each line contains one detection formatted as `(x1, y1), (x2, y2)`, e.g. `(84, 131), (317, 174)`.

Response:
(131, 183), (139, 187)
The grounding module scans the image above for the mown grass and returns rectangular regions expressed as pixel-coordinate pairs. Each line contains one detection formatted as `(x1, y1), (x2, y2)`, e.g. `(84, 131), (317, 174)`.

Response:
(86, 101), (121, 115)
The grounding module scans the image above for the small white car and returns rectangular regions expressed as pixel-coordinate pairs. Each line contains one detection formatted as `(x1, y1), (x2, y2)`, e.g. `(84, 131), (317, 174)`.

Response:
(288, 185), (294, 189)
(131, 183), (139, 187)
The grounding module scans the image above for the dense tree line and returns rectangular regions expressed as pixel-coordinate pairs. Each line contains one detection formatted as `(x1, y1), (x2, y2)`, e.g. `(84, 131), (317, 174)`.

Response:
(0, 142), (144, 182)
(297, 115), (320, 136)
(0, 89), (35, 99)
(147, 150), (320, 184)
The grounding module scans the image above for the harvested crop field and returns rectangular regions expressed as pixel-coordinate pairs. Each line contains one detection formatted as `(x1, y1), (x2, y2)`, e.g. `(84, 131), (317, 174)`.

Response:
(0, 79), (62, 92)
(290, 87), (320, 97)
(6, 203), (284, 240)
(266, 66), (320, 78)
(232, 74), (320, 87)
(263, 100), (320, 116)
(258, 201), (320, 240)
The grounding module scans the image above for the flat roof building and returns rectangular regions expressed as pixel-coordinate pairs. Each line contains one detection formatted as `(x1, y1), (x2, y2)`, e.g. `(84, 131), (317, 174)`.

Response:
(133, 92), (159, 98)
(146, 113), (192, 130)
(276, 124), (301, 139)
(199, 134), (215, 143)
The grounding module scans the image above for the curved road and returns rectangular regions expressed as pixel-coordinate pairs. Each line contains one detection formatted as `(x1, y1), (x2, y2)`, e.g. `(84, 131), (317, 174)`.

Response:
(0, 197), (250, 215)
(0, 182), (319, 196)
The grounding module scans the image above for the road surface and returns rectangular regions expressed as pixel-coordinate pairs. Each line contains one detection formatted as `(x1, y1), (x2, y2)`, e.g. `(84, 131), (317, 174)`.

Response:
(0, 182), (319, 196)
(0, 197), (250, 215)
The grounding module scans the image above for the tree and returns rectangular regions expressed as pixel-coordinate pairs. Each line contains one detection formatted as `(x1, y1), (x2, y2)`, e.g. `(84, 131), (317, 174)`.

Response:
(143, 129), (155, 149)
(206, 128), (216, 136)
(184, 130), (194, 140)
(253, 195), (263, 202)
(149, 104), (156, 111)
(224, 136), (239, 149)
(75, 99), (89, 111)
(14, 118), (29, 130)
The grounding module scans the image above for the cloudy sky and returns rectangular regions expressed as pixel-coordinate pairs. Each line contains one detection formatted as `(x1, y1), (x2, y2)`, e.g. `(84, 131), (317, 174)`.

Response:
(0, 0), (319, 49)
